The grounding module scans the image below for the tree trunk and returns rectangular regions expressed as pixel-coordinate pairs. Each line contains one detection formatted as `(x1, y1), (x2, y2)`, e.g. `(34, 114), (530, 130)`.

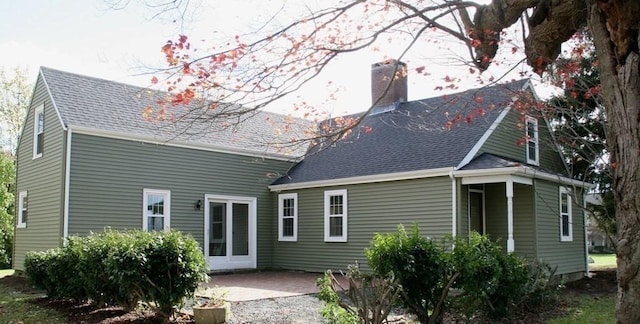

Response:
(589, 2), (640, 323)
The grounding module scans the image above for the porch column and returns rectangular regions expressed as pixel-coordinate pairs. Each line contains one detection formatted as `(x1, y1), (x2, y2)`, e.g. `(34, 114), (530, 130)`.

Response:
(506, 180), (515, 253)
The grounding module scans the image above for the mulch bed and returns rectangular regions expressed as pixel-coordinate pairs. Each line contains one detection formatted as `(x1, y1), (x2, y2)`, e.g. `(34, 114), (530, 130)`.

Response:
(1, 270), (618, 323)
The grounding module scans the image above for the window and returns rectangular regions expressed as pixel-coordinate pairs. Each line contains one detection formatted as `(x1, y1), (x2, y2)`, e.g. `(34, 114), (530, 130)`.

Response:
(17, 191), (27, 228)
(525, 116), (539, 165)
(324, 189), (347, 242)
(143, 189), (170, 231)
(560, 187), (572, 242)
(278, 193), (298, 241)
(33, 105), (44, 159)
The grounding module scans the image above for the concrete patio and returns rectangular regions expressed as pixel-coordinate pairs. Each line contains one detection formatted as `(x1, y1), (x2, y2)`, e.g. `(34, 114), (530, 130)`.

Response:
(200, 271), (326, 301)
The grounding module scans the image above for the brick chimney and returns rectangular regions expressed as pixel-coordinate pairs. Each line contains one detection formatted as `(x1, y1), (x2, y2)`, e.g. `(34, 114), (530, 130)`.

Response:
(371, 60), (407, 107)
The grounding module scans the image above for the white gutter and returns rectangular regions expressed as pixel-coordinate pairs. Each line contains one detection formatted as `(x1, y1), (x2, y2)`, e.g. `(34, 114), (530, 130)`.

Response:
(453, 166), (592, 188)
(269, 167), (455, 191)
(449, 170), (457, 238)
(69, 126), (299, 162)
(63, 129), (72, 240)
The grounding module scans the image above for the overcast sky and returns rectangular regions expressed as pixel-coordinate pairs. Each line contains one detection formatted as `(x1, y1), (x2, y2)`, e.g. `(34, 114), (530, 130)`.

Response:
(1, 0), (548, 116)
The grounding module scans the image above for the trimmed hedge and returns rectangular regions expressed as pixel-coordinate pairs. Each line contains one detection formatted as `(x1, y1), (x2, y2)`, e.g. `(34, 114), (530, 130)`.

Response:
(24, 230), (208, 318)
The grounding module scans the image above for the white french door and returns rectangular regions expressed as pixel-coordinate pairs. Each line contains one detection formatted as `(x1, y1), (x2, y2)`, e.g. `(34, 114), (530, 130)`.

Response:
(203, 195), (257, 271)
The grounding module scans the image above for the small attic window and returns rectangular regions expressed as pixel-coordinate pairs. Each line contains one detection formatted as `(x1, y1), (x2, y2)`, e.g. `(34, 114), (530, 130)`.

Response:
(525, 116), (539, 165)
(33, 105), (44, 159)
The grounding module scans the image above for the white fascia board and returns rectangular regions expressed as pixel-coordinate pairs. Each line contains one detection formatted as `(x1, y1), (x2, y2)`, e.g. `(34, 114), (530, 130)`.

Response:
(519, 167), (593, 188)
(39, 69), (68, 131)
(269, 167), (454, 191)
(457, 106), (512, 169)
(454, 166), (592, 188)
(68, 125), (299, 162)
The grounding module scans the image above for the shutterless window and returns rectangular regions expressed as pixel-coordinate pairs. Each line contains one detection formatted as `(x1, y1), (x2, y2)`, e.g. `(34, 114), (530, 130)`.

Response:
(525, 116), (539, 165)
(560, 187), (573, 242)
(278, 193), (298, 241)
(17, 191), (28, 228)
(143, 189), (170, 231)
(324, 189), (347, 242)
(33, 105), (44, 159)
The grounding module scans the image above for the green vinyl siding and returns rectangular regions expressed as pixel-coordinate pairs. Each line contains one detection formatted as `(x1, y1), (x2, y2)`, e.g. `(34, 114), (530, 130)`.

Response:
(13, 77), (66, 270)
(479, 109), (565, 174)
(273, 176), (453, 272)
(534, 179), (586, 274)
(472, 183), (535, 258)
(484, 183), (507, 248)
(513, 183), (536, 258)
(67, 133), (292, 269)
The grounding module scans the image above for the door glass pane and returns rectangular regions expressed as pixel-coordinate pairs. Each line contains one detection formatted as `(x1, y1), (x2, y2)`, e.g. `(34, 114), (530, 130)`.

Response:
(210, 202), (226, 256)
(232, 203), (249, 256)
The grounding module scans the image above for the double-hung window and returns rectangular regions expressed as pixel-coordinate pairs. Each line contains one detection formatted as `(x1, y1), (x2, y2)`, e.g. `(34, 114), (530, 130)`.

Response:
(278, 193), (298, 241)
(17, 191), (28, 228)
(525, 116), (539, 165)
(33, 105), (44, 159)
(143, 189), (170, 231)
(560, 187), (573, 242)
(324, 189), (347, 242)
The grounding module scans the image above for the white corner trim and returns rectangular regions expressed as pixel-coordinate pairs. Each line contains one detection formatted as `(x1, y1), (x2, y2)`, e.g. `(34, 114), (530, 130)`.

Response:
(457, 106), (512, 169)
(449, 171), (457, 238)
(63, 130), (72, 239)
(269, 167), (455, 191)
(68, 126), (297, 162)
(39, 69), (68, 131)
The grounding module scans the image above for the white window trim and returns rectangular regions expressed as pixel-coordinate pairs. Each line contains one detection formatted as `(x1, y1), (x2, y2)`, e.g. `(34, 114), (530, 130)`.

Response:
(33, 104), (44, 159)
(324, 189), (348, 242)
(525, 116), (539, 165)
(17, 191), (27, 228)
(278, 193), (298, 242)
(142, 189), (171, 231)
(560, 187), (573, 242)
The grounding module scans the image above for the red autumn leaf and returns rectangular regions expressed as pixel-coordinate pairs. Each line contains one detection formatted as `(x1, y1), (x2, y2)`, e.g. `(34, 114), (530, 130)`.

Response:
(179, 35), (188, 43)
(151, 76), (158, 84)
(416, 66), (426, 74)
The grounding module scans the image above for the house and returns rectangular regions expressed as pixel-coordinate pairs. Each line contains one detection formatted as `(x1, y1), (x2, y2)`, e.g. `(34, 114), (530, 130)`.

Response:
(15, 62), (590, 280)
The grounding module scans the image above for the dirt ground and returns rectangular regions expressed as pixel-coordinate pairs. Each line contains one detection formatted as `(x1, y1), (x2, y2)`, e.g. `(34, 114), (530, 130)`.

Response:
(0, 270), (618, 323)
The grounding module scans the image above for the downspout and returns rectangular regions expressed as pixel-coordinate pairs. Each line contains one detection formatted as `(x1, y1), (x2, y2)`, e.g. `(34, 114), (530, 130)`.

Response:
(583, 191), (590, 277)
(63, 129), (72, 240)
(449, 170), (457, 238)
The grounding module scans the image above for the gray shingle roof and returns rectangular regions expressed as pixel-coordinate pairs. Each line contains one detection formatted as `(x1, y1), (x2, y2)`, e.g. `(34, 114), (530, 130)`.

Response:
(273, 79), (530, 185)
(40, 67), (312, 158)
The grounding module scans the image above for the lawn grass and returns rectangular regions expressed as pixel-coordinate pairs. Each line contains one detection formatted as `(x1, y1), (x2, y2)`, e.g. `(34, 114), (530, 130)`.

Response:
(590, 253), (617, 270)
(550, 295), (615, 324)
(0, 269), (68, 323)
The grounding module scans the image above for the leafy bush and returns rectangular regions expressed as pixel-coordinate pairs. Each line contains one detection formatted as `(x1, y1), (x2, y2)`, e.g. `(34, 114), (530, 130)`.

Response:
(365, 224), (456, 323)
(449, 234), (564, 320)
(24, 230), (208, 319)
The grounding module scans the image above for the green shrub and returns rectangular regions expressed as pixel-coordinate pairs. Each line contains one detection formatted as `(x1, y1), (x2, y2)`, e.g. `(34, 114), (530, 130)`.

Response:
(24, 250), (55, 295)
(24, 230), (208, 319)
(450, 233), (530, 319)
(137, 230), (209, 316)
(365, 224), (455, 323)
(24, 248), (86, 300)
